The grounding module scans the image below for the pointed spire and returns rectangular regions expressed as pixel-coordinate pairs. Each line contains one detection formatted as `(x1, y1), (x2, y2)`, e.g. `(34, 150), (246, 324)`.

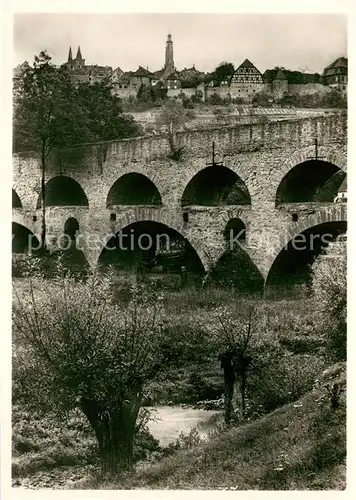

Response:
(68, 46), (73, 62)
(76, 46), (83, 61)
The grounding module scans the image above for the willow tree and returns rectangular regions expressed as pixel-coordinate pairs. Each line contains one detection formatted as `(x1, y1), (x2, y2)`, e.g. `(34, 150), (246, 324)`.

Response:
(13, 272), (165, 473)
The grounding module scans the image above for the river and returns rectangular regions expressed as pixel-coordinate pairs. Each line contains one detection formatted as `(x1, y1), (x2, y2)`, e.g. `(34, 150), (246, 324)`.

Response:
(146, 405), (220, 446)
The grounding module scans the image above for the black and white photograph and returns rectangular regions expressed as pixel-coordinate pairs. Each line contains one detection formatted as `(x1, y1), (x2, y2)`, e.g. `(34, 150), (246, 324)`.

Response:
(3, 3), (350, 494)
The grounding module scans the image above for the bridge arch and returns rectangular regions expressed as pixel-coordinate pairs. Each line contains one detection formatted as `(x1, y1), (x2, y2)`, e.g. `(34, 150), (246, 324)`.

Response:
(106, 173), (162, 207)
(275, 145), (346, 205)
(12, 222), (40, 254)
(36, 176), (89, 208)
(265, 204), (347, 286)
(92, 208), (211, 272)
(181, 165), (251, 206)
(12, 189), (22, 208)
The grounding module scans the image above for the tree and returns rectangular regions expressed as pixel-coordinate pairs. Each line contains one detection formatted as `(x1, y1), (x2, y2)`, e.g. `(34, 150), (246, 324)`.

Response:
(311, 242), (347, 361)
(208, 92), (223, 105)
(136, 83), (156, 104)
(13, 51), (84, 250)
(213, 307), (255, 424)
(14, 52), (140, 251)
(155, 100), (190, 160)
(76, 81), (140, 140)
(213, 62), (235, 84)
(12, 272), (165, 473)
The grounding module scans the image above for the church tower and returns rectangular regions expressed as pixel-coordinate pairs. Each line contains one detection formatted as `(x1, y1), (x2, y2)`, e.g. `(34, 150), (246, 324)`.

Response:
(74, 46), (85, 68)
(67, 46), (73, 69)
(164, 33), (175, 76)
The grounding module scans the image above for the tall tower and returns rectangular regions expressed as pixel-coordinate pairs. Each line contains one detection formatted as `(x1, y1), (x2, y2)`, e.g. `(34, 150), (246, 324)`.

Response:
(164, 33), (174, 75)
(74, 46), (85, 68)
(67, 46), (73, 69)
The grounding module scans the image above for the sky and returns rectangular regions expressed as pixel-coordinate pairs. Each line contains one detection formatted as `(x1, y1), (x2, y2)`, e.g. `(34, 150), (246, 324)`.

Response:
(13, 13), (347, 74)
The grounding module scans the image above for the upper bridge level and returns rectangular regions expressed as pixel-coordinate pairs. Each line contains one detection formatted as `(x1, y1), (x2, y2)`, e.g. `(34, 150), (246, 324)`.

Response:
(12, 112), (347, 287)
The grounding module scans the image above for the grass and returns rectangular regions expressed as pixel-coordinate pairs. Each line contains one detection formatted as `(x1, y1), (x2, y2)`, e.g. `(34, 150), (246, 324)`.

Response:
(81, 363), (346, 490)
(12, 407), (98, 479)
(12, 278), (342, 488)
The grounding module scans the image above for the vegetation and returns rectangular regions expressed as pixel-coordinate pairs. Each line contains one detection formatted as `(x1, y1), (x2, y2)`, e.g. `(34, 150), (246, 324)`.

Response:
(12, 267), (347, 488)
(311, 243), (347, 361)
(80, 363), (346, 490)
(263, 66), (322, 85)
(212, 62), (235, 85)
(13, 273), (165, 473)
(155, 99), (194, 159)
(14, 51), (140, 249)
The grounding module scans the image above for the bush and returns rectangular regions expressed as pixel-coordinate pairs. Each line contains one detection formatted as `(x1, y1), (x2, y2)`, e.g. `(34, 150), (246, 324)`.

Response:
(311, 245), (347, 361)
(13, 273), (166, 473)
(247, 347), (326, 415)
(208, 93), (223, 105)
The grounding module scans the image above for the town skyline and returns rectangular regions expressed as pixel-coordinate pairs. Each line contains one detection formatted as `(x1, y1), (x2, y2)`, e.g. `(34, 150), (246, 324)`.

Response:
(14, 13), (347, 74)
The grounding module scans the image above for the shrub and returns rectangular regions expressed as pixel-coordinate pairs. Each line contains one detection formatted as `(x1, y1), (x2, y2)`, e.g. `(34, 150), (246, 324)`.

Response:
(311, 244), (347, 361)
(13, 272), (166, 473)
(247, 346), (326, 414)
(208, 93), (223, 105)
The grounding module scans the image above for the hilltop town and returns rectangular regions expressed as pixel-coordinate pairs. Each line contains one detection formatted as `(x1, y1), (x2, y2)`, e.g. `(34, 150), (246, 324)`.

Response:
(13, 33), (347, 105)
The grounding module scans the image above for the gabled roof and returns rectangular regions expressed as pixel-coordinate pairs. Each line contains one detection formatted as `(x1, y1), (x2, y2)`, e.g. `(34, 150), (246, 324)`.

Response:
(165, 70), (180, 80)
(274, 68), (287, 80)
(151, 69), (164, 79)
(238, 58), (256, 69)
(132, 66), (153, 78)
(87, 65), (113, 75)
(325, 57), (348, 70)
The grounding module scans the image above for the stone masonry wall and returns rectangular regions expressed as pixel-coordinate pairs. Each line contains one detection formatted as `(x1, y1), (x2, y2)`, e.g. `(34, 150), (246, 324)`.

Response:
(12, 113), (347, 279)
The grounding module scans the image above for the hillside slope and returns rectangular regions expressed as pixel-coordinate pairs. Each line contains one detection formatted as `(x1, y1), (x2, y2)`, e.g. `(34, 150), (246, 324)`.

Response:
(92, 363), (346, 490)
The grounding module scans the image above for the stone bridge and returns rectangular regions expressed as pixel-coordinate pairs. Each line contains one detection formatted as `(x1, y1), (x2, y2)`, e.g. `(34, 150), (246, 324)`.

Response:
(12, 112), (347, 285)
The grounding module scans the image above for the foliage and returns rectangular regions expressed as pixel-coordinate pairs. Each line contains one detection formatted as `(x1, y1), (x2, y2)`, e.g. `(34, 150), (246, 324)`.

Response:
(83, 364), (345, 490)
(277, 89), (347, 109)
(311, 245), (347, 361)
(211, 307), (255, 423)
(75, 81), (140, 141)
(208, 93), (223, 105)
(12, 272), (165, 473)
(136, 83), (156, 104)
(191, 90), (203, 103)
(13, 50), (140, 250)
(12, 405), (160, 479)
(252, 91), (275, 106)
(212, 62), (235, 84)
(263, 66), (322, 84)
(156, 100), (191, 159)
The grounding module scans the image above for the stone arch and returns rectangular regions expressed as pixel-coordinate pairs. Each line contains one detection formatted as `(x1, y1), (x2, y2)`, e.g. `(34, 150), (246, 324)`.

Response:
(12, 211), (36, 236)
(12, 189), (22, 208)
(275, 145), (347, 204)
(181, 165), (251, 206)
(106, 173), (162, 207)
(36, 176), (89, 208)
(265, 204), (347, 283)
(64, 217), (80, 239)
(12, 222), (40, 254)
(98, 220), (205, 278)
(224, 218), (246, 243)
(91, 207), (211, 272)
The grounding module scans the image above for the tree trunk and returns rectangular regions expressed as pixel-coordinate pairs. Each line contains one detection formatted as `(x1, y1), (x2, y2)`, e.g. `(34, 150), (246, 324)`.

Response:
(40, 151), (46, 251)
(80, 394), (142, 474)
(219, 352), (236, 425)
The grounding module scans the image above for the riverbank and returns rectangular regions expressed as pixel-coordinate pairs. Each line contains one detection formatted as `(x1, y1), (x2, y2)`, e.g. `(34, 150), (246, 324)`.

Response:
(80, 363), (346, 491)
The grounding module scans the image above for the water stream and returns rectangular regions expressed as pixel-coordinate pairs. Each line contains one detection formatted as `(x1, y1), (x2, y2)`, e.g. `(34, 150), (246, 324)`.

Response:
(146, 405), (220, 447)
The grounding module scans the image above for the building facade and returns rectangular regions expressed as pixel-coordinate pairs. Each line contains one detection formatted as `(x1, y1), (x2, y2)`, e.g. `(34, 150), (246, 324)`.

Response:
(323, 57), (348, 93)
